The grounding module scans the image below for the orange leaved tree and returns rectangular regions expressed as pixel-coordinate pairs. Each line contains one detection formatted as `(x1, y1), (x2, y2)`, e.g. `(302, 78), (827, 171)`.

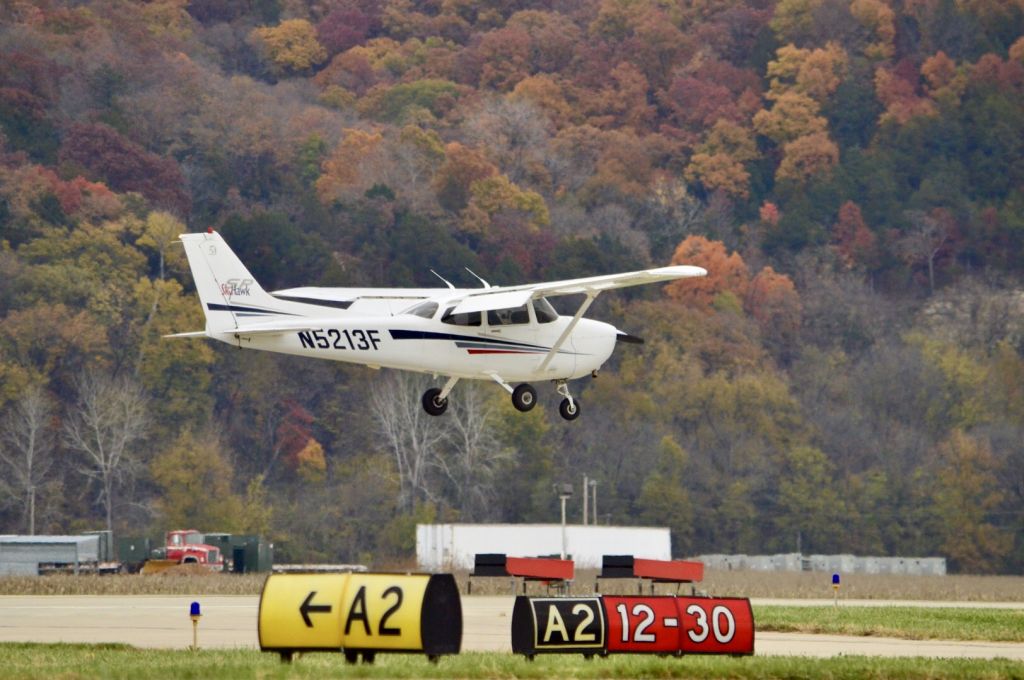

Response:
(666, 235), (750, 311)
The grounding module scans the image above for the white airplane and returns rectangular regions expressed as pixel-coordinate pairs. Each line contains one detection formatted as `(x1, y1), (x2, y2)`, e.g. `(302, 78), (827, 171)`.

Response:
(170, 229), (706, 420)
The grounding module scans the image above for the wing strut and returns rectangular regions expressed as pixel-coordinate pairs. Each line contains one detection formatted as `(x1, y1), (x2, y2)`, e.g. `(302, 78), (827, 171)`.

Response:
(486, 372), (514, 394)
(438, 375), (460, 401)
(537, 291), (598, 373)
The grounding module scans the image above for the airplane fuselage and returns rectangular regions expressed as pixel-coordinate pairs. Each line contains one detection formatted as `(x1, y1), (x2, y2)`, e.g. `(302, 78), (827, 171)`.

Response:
(214, 313), (617, 382)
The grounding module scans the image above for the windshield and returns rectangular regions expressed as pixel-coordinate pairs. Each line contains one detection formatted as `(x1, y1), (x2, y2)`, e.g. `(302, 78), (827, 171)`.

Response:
(403, 301), (439, 319)
(534, 298), (558, 323)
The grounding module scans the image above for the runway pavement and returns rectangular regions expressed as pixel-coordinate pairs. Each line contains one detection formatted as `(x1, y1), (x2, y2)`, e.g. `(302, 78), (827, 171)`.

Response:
(0, 595), (1022, 659)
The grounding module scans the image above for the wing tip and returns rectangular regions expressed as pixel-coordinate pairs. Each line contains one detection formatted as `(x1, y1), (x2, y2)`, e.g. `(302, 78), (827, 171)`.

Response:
(650, 265), (708, 278)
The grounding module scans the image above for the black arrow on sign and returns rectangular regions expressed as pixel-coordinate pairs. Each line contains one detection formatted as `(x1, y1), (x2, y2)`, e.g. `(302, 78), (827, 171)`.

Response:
(299, 591), (332, 627)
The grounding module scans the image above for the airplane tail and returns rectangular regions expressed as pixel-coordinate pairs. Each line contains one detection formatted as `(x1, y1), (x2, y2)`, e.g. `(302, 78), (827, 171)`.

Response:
(178, 230), (289, 334)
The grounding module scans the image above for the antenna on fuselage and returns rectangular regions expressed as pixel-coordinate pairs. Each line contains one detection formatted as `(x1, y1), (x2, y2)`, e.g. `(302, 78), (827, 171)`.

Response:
(430, 270), (456, 289)
(464, 267), (492, 289)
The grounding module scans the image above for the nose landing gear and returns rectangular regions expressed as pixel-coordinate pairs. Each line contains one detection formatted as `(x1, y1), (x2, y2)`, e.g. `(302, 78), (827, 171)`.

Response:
(555, 380), (580, 421)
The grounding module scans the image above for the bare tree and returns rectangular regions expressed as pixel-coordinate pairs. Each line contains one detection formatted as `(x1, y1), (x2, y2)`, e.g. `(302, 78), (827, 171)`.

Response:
(0, 385), (57, 534)
(64, 371), (149, 532)
(463, 97), (551, 184)
(898, 210), (952, 295)
(387, 137), (441, 212)
(436, 383), (511, 521)
(370, 371), (447, 511)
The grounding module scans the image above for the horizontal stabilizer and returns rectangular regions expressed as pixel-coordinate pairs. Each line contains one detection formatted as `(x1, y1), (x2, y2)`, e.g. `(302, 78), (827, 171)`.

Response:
(163, 331), (207, 339)
(166, 322), (325, 338)
(229, 321), (321, 336)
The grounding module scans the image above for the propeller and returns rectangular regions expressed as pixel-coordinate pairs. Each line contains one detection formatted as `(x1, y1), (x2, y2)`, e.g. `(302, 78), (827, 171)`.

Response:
(616, 331), (644, 345)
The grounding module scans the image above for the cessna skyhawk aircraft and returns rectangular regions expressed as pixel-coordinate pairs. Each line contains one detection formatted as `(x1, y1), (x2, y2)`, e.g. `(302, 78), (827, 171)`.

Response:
(170, 230), (706, 420)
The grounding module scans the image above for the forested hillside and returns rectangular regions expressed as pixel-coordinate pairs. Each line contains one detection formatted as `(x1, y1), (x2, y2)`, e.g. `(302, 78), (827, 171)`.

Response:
(1, 0), (1023, 573)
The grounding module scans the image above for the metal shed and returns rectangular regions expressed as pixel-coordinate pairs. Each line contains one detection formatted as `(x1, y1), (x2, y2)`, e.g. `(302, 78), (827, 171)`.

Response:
(0, 535), (101, 576)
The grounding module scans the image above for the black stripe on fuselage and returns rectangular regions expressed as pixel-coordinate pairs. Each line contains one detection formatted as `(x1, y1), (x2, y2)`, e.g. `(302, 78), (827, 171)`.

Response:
(389, 329), (550, 351)
(206, 302), (299, 316)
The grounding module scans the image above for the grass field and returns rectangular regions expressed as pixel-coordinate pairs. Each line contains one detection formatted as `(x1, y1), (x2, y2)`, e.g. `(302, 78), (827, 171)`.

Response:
(1, 644), (1023, 680)
(754, 605), (1024, 641)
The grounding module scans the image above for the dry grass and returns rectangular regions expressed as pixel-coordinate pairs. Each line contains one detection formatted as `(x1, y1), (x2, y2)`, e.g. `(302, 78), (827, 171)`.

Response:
(2, 568), (1023, 600)
(455, 568), (1024, 601)
(0, 572), (267, 596)
(697, 569), (1024, 602)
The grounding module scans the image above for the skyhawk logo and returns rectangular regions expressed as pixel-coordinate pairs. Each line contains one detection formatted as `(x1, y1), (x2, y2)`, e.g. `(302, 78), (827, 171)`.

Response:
(221, 278), (253, 296)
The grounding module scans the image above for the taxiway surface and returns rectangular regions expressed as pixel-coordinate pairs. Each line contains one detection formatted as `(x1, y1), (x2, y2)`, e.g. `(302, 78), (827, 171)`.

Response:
(0, 595), (1022, 659)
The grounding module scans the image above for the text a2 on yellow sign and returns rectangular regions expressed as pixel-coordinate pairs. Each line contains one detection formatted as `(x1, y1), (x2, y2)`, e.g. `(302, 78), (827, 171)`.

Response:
(258, 572), (461, 657)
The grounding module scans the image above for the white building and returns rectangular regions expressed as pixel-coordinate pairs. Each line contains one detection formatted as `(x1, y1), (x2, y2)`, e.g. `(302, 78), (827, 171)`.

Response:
(417, 523), (671, 570)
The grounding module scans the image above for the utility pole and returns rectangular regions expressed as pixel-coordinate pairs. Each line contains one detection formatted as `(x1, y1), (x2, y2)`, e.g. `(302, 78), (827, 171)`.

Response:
(554, 483), (573, 560)
(590, 479), (597, 526)
(582, 474), (588, 526)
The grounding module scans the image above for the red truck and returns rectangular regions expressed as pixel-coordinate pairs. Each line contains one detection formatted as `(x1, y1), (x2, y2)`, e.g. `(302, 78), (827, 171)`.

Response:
(149, 529), (224, 571)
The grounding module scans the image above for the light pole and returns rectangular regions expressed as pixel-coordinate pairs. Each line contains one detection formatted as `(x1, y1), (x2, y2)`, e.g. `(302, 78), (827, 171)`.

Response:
(554, 483), (573, 560)
(589, 478), (597, 526)
(582, 474), (588, 526)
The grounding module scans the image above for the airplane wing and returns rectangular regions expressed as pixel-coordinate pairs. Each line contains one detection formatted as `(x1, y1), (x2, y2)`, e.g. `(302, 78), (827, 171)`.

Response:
(450, 265), (705, 314)
(526, 265), (707, 297)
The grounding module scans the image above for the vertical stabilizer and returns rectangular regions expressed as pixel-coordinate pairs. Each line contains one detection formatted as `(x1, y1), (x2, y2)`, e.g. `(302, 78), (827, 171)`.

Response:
(179, 231), (286, 333)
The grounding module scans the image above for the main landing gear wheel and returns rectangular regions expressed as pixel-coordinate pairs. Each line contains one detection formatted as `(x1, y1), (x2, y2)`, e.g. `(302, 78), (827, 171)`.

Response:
(422, 387), (448, 416)
(511, 384), (537, 412)
(559, 397), (580, 421)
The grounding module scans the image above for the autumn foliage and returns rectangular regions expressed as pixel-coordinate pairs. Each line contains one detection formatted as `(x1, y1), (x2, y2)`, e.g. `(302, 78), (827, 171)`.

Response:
(667, 236), (751, 310)
(1, 0), (1024, 572)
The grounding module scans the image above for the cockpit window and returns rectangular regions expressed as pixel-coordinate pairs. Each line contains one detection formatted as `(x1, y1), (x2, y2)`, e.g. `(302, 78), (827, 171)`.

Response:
(441, 307), (481, 326)
(404, 301), (439, 319)
(534, 297), (558, 323)
(487, 304), (530, 326)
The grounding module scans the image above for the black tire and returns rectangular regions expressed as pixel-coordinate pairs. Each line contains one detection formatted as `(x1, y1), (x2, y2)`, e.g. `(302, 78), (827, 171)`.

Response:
(422, 387), (448, 416)
(511, 384), (537, 412)
(559, 397), (580, 421)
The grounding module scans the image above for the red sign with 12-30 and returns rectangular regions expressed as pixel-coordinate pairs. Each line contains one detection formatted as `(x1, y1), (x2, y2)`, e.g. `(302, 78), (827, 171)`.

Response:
(511, 595), (754, 657)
